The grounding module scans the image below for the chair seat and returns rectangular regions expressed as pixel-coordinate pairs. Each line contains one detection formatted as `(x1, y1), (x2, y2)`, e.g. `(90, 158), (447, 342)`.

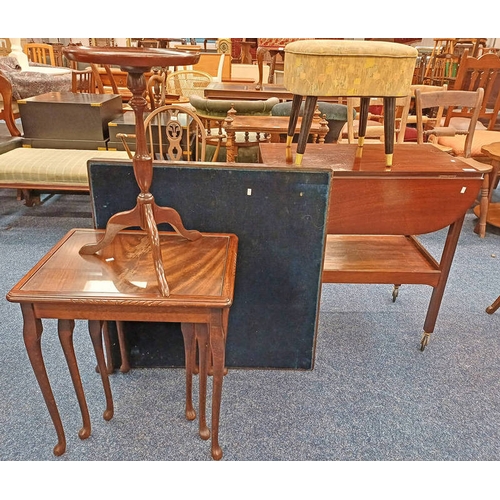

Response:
(437, 129), (500, 157)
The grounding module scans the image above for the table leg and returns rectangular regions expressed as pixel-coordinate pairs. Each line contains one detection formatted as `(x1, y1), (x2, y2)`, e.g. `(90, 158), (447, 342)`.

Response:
(421, 216), (465, 350)
(88, 320), (114, 421)
(295, 95), (318, 166)
(115, 321), (130, 373)
(474, 173), (490, 238)
(486, 295), (500, 314)
(100, 321), (115, 374)
(196, 323), (210, 441)
(268, 50), (279, 84)
(58, 319), (91, 440)
(209, 311), (226, 461)
(181, 323), (196, 421)
(21, 303), (66, 456)
(255, 47), (267, 90)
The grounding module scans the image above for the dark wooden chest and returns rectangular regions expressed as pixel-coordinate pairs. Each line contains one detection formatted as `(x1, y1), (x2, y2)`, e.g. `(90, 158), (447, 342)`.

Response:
(19, 91), (123, 150)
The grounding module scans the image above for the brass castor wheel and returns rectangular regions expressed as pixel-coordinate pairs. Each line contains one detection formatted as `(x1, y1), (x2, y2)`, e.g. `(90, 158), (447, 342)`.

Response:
(420, 332), (430, 351)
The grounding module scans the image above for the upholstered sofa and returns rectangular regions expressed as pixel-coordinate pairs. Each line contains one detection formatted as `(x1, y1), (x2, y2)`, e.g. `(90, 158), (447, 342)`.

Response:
(0, 146), (129, 205)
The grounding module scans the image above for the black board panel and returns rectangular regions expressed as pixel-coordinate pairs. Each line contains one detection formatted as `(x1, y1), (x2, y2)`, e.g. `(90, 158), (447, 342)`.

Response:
(88, 160), (330, 370)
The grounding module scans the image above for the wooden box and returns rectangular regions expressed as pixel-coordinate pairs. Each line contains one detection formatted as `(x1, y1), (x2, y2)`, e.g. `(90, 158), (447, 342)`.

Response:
(107, 111), (140, 151)
(19, 91), (123, 150)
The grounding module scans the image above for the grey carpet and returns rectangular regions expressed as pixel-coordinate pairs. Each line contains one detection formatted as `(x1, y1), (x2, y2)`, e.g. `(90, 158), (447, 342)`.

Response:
(0, 187), (499, 461)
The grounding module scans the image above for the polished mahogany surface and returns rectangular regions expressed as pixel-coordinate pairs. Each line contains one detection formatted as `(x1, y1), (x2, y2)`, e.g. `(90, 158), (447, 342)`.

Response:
(204, 81), (341, 102)
(8, 229), (236, 311)
(62, 45), (200, 72)
(260, 142), (480, 173)
(260, 143), (483, 235)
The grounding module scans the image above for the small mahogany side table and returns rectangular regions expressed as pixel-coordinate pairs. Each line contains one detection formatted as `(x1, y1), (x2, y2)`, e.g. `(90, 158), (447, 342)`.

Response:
(7, 228), (238, 460)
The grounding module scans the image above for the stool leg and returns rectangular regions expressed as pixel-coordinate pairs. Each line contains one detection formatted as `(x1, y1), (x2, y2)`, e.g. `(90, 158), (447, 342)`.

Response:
(356, 97), (370, 157)
(286, 95), (303, 163)
(383, 97), (396, 168)
(295, 95), (318, 166)
(58, 319), (91, 440)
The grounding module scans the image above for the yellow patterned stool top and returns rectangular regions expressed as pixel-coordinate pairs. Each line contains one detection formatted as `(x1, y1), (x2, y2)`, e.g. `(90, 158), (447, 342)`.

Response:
(283, 39), (418, 166)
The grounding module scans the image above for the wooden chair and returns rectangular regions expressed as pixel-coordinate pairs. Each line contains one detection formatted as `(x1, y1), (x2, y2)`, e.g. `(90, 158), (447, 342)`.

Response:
(117, 103), (224, 163)
(423, 38), (459, 86)
(71, 68), (95, 93)
(23, 43), (56, 66)
(147, 70), (167, 111)
(146, 70), (191, 111)
(165, 70), (213, 99)
(255, 38), (313, 89)
(403, 84), (448, 128)
(90, 63), (120, 94)
(0, 73), (21, 136)
(416, 88), (483, 155)
(415, 87), (494, 237)
(90, 63), (133, 108)
(445, 49), (500, 130)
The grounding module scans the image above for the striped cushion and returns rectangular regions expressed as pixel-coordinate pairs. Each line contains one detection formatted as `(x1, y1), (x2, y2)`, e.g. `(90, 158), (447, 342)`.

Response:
(0, 148), (130, 186)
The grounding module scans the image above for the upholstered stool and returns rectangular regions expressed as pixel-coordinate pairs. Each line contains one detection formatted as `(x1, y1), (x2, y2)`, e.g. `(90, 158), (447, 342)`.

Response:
(284, 40), (417, 166)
